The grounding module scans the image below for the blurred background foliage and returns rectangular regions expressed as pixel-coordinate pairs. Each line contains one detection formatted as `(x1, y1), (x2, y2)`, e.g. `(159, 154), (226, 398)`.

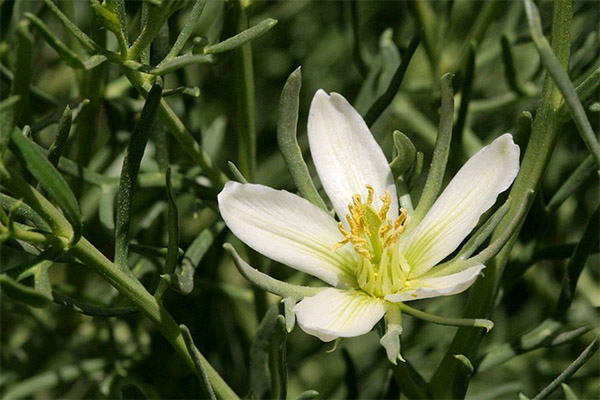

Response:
(0, 0), (598, 399)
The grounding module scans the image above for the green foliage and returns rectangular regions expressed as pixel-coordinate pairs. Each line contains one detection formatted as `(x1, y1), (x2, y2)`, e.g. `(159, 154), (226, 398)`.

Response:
(0, 1), (597, 399)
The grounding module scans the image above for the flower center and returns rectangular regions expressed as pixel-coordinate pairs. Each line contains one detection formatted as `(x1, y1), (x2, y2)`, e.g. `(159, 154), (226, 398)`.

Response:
(334, 185), (410, 298)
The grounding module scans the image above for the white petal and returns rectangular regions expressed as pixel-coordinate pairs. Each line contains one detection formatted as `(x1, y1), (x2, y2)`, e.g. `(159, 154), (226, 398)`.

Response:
(385, 264), (485, 302)
(402, 134), (520, 277)
(218, 181), (357, 287)
(294, 288), (387, 341)
(308, 90), (397, 223)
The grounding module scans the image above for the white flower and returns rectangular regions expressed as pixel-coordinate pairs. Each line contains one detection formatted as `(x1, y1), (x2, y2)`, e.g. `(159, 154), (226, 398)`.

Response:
(218, 90), (520, 348)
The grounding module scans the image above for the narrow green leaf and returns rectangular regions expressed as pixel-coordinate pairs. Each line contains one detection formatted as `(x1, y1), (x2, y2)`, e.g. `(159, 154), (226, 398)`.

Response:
(501, 35), (535, 97)
(0, 164), (72, 239)
(556, 66), (600, 121)
(452, 43), (475, 158)
(160, 220), (224, 296)
(128, 0), (186, 60)
(162, 86), (201, 98)
(227, 161), (249, 183)
(224, 243), (323, 300)
(531, 338), (598, 400)
(25, 13), (85, 69)
(52, 290), (138, 317)
(163, 0), (207, 60)
(554, 206), (599, 320)
(129, 243), (184, 258)
(270, 315), (288, 400)
(0, 193), (50, 231)
(47, 106), (72, 167)
(561, 383), (579, 400)
(114, 84), (162, 270)
(412, 73), (454, 223)
(156, 168), (182, 298)
(0, 274), (51, 307)
(348, 2), (369, 76)
(277, 67), (328, 211)
(10, 128), (81, 244)
(478, 319), (591, 371)
(546, 156), (596, 212)
(398, 303), (494, 332)
(389, 130), (417, 178)
(463, 190), (533, 269)
(455, 199), (512, 260)
(43, 0), (103, 53)
(203, 18), (278, 54)
(250, 304), (278, 399)
(524, 0), (600, 166)
(124, 54), (213, 75)
(364, 31), (420, 126)
(179, 325), (217, 400)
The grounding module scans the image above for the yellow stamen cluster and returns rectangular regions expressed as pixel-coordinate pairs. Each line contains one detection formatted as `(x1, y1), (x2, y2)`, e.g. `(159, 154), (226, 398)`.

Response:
(333, 185), (411, 298)
(333, 185), (409, 260)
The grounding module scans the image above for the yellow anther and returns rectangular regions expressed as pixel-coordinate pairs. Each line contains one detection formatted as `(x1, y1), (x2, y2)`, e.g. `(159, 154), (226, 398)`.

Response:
(379, 222), (392, 238)
(378, 190), (391, 220)
(366, 185), (374, 205)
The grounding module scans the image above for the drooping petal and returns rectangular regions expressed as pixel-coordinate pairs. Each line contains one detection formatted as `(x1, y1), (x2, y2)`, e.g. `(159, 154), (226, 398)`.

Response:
(308, 90), (397, 223)
(294, 288), (387, 341)
(385, 264), (485, 302)
(402, 134), (520, 277)
(218, 181), (357, 288)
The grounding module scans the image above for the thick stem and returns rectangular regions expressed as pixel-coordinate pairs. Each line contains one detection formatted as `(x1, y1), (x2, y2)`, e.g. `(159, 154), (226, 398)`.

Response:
(69, 238), (239, 400)
(428, 1), (573, 398)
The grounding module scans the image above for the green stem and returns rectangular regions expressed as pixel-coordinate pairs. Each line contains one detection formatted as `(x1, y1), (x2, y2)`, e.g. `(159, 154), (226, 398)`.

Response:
(124, 70), (228, 188)
(429, 1), (573, 397)
(68, 238), (239, 400)
(233, 0), (257, 180)
(1, 168), (237, 399)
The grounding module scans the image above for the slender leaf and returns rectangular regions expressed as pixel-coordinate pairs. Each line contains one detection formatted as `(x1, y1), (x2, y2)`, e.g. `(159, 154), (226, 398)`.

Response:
(114, 84), (162, 269)
(10, 128), (81, 243)
(531, 338), (599, 400)
(47, 106), (72, 167)
(204, 18), (278, 54)
(554, 206), (599, 320)
(0, 274), (52, 307)
(546, 156), (596, 212)
(270, 315), (288, 400)
(250, 304), (279, 399)
(277, 67), (328, 211)
(412, 73), (454, 223)
(364, 31), (420, 126)
(179, 325), (217, 400)
(52, 290), (138, 317)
